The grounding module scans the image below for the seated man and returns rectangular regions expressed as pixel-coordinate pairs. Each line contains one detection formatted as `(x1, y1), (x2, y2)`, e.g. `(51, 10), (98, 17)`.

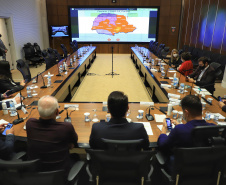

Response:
(0, 123), (14, 160)
(187, 57), (215, 94)
(157, 95), (214, 173)
(89, 91), (149, 150)
(26, 95), (78, 174)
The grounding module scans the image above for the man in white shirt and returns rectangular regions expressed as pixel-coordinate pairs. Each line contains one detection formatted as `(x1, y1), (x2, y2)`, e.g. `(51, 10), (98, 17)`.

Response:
(187, 57), (215, 94)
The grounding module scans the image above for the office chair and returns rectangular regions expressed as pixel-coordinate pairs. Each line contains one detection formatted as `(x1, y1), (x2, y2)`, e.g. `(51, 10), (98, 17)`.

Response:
(210, 62), (223, 80)
(33, 43), (42, 57)
(160, 47), (170, 59)
(47, 48), (57, 64)
(23, 44), (42, 67)
(16, 59), (31, 83)
(182, 45), (189, 52)
(41, 50), (54, 70)
(0, 159), (73, 185)
(61, 44), (68, 58)
(53, 49), (62, 62)
(86, 139), (156, 185)
(159, 146), (226, 185)
(70, 42), (77, 53)
(192, 125), (226, 147)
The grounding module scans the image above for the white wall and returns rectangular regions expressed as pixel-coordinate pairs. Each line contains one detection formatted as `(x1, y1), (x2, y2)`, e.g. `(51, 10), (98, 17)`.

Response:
(0, 0), (49, 66)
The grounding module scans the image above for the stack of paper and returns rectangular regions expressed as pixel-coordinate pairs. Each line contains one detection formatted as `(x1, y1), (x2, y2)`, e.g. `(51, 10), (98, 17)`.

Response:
(136, 122), (153, 135)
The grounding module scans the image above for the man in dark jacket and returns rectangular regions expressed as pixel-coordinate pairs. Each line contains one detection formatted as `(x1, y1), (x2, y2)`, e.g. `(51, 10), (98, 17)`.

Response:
(89, 91), (149, 150)
(187, 57), (215, 94)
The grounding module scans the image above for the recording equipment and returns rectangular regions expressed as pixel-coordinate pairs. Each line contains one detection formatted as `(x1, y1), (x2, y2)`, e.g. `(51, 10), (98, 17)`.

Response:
(64, 108), (71, 122)
(146, 106), (154, 121)
(13, 109), (24, 125)
(38, 72), (47, 88)
(5, 90), (14, 97)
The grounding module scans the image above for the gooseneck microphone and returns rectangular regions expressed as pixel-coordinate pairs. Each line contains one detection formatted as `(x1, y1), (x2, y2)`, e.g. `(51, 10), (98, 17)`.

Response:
(164, 65), (170, 79)
(13, 109), (24, 125)
(146, 106), (154, 121)
(16, 90), (26, 110)
(38, 72), (47, 89)
(64, 108), (71, 122)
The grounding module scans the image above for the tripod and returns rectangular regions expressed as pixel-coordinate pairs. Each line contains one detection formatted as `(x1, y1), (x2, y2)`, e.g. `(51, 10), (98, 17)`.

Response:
(106, 46), (119, 78)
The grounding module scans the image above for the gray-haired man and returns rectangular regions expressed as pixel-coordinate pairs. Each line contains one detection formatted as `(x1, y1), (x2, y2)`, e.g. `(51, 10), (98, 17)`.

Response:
(26, 95), (78, 175)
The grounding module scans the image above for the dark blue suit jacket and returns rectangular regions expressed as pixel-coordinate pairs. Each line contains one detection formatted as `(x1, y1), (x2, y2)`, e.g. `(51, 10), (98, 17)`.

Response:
(0, 134), (14, 160)
(89, 118), (149, 150)
(158, 120), (215, 154)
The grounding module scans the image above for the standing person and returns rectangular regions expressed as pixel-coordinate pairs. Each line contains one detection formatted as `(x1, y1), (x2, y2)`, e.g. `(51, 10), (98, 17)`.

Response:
(169, 49), (182, 68)
(0, 60), (25, 94)
(89, 91), (149, 150)
(177, 52), (193, 76)
(0, 34), (8, 60)
(26, 95), (79, 175)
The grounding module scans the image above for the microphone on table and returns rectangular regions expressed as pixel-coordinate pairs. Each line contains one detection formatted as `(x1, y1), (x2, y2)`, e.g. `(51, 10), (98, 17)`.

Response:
(13, 109), (24, 125)
(64, 107), (76, 122)
(38, 72), (47, 89)
(16, 90), (26, 110)
(56, 61), (62, 76)
(146, 106), (154, 121)
(176, 69), (193, 89)
(163, 64), (170, 79)
(198, 83), (215, 105)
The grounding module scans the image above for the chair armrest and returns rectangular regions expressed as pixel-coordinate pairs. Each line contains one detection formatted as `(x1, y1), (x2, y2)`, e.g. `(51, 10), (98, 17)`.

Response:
(68, 161), (85, 182)
(12, 151), (26, 160)
(155, 151), (167, 166)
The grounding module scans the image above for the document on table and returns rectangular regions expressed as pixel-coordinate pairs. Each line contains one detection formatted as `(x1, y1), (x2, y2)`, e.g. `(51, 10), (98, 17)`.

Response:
(136, 122), (153, 135)
(154, 114), (166, 122)
(217, 121), (226, 125)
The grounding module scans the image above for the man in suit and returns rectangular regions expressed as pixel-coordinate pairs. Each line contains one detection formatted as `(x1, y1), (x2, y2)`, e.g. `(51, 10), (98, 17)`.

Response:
(89, 91), (149, 150)
(26, 95), (78, 175)
(187, 57), (215, 94)
(0, 123), (14, 160)
(157, 95), (214, 173)
(0, 34), (8, 60)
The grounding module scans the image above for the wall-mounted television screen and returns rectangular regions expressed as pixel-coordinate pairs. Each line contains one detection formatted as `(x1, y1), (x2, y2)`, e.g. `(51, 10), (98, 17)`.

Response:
(51, 26), (69, 37)
(69, 7), (159, 43)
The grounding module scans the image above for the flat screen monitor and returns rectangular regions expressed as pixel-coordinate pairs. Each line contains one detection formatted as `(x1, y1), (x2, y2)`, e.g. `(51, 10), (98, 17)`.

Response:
(51, 26), (69, 37)
(69, 7), (159, 43)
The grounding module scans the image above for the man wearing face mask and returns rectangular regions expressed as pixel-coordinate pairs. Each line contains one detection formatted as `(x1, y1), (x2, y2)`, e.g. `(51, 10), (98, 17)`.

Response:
(187, 57), (215, 94)
(157, 95), (214, 173)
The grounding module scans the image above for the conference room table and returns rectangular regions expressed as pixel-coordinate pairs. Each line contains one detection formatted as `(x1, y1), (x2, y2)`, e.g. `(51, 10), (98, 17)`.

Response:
(1, 46), (226, 148)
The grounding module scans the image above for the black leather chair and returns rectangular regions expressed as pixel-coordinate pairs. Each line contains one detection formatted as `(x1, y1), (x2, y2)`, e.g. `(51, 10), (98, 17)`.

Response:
(41, 50), (54, 70)
(159, 146), (226, 185)
(23, 44), (42, 67)
(86, 139), (156, 185)
(210, 62), (223, 80)
(16, 59), (31, 83)
(61, 44), (68, 58)
(192, 125), (226, 147)
(53, 49), (62, 62)
(0, 158), (84, 185)
(182, 45), (189, 52)
(47, 48), (57, 64)
(160, 47), (170, 59)
(33, 43), (42, 57)
(202, 50), (213, 59)
(210, 53), (221, 63)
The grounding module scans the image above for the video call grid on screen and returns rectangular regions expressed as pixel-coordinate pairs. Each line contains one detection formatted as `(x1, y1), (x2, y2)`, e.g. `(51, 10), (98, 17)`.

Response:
(69, 7), (159, 43)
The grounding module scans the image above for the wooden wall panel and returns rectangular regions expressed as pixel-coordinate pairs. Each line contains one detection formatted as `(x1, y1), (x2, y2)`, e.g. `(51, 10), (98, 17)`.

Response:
(46, 0), (182, 53)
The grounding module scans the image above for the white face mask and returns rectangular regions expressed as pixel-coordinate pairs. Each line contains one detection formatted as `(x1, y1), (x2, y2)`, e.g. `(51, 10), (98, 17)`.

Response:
(173, 54), (178, 57)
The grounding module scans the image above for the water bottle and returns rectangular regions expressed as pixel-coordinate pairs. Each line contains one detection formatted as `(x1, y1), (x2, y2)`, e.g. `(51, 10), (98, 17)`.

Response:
(59, 65), (63, 73)
(10, 101), (17, 117)
(27, 86), (32, 98)
(180, 83), (185, 94)
(73, 55), (76, 62)
(70, 58), (73, 66)
(2, 102), (8, 115)
(63, 62), (67, 71)
(47, 72), (51, 87)
(173, 77), (178, 88)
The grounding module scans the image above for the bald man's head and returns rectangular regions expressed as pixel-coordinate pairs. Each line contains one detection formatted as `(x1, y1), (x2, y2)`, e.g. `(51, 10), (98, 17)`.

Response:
(38, 95), (59, 119)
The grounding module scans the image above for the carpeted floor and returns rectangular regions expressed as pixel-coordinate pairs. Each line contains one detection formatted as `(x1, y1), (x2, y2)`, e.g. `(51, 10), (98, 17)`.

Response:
(71, 54), (152, 102)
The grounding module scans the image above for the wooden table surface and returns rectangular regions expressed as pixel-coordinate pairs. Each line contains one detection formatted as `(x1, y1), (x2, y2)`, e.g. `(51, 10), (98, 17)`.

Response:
(1, 46), (225, 147)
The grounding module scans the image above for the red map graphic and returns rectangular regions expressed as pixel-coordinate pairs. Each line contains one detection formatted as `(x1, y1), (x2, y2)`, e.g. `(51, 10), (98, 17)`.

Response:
(92, 13), (136, 36)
